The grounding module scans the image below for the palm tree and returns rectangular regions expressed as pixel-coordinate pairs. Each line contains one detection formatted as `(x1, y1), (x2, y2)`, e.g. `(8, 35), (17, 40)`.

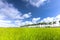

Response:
(49, 22), (52, 25)
(59, 20), (60, 26)
(53, 21), (56, 27)
(40, 22), (47, 27)
(48, 22), (52, 27)
(37, 23), (42, 27)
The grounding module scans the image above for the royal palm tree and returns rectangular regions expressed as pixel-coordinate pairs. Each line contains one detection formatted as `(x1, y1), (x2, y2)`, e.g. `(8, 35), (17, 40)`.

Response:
(37, 23), (42, 27)
(59, 20), (60, 26)
(48, 22), (52, 27)
(53, 21), (56, 27)
(49, 22), (52, 25)
(40, 22), (47, 27)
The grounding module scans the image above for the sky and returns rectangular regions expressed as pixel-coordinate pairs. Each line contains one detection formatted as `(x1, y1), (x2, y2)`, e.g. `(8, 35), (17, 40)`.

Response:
(0, 0), (60, 27)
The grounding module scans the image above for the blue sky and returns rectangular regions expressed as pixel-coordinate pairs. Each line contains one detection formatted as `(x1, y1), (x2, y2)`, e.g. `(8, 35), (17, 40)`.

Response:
(6, 0), (60, 18)
(0, 0), (60, 27)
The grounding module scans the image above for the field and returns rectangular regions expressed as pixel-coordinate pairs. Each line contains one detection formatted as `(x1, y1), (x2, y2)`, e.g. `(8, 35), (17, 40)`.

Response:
(0, 28), (60, 40)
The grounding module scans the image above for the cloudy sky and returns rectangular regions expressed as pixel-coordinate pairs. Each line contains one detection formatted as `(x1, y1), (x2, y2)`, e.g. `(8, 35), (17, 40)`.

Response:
(0, 0), (60, 27)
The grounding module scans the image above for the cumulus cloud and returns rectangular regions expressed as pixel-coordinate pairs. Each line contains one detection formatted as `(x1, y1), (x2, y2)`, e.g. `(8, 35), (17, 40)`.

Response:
(32, 17), (40, 23)
(23, 21), (33, 25)
(0, 14), (7, 20)
(40, 14), (60, 23)
(16, 14), (60, 26)
(18, 17), (41, 26)
(0, 0), (21, 20)
(55, 14), (60, 21)
(0, 20), (17, 27)
(40, 17), (54, 23)
(22, 12), (32, 19)
(25, 0), (48, 7)
(0, 0), (32, 27)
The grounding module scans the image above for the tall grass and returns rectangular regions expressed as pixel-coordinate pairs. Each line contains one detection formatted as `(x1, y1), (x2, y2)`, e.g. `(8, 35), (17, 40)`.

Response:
(0, 28), (60, 40)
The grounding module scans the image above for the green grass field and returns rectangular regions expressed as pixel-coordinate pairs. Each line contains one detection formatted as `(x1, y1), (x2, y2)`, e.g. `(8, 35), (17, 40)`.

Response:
(0, 28), (60, 40)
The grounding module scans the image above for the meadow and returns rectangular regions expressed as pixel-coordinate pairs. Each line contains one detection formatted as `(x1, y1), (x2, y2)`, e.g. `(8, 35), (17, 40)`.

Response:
(0, 28), (60, 40)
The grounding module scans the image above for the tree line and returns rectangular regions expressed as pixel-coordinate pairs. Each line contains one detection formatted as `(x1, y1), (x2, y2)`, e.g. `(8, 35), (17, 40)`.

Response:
(20, 20), (60, 27)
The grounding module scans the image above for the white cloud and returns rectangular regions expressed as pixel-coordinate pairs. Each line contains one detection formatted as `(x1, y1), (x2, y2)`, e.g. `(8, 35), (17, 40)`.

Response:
(0, 0), (21, 19)
(0, 14), (7, 20)
(32, 17), (40, 23)
(22, 12), (32, 19)
(14, 20), (33, 26)
(40, 14), (60, 23)
(23, 21), (33, 25)
(0, 0), (32, 20)
(0, 20), (18, 27)
(0, 0), (32, 27)
(25, 0), (48, 7)
(13, 12), (32, 20)
(40, 14), (60, 26)
(14, 14), (60, 27)
(55, 14), (60, 21)
(17, 17), (41, 26)
(40, 17), (54, 23)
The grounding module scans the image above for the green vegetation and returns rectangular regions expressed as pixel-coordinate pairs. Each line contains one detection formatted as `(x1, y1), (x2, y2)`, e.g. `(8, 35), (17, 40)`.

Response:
(0, 28), (60, 40)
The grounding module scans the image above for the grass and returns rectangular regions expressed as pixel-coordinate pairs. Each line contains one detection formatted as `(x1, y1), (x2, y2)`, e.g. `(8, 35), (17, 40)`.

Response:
(0, 28), (60, 40)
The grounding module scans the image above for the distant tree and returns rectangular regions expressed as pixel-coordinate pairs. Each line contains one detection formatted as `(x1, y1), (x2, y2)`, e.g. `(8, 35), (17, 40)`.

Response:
(59, 21), (60, 23)
(41, 22), (47, 25)
(38, 22), (47, 27)
(20, 24), (31, 27)
(53, 21), (56, 27)
(59, 21), (60, 26)
(53, 21), (56, 24)
(48, 22), (52, 25)
(45, 26), (51, 28)
(37, 23), (41, 25)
